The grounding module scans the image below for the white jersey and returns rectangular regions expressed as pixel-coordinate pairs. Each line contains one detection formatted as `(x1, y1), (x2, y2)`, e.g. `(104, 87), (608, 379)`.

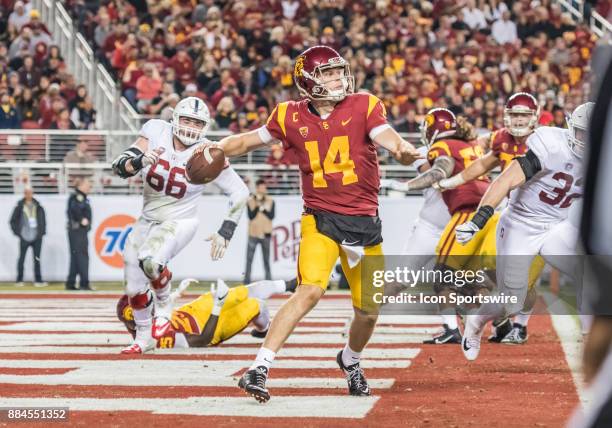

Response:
(414, 146), (451, 229)
(506, 126), (583, 224)
(138, 119), (244, 222)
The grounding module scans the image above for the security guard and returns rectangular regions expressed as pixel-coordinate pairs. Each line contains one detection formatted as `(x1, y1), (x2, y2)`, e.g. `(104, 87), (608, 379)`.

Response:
(66, 177), (93, 291)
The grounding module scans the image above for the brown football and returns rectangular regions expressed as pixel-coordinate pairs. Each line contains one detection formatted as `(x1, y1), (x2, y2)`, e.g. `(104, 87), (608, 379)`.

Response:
(185, 146), (226, 184)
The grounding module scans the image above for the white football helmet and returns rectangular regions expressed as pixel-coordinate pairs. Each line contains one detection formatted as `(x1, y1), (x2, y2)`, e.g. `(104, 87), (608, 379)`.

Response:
(171, 96), (210, 146)
(567, 101), (594, 157)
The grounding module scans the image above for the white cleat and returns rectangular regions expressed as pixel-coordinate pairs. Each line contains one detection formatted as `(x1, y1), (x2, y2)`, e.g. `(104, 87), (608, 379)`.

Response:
(170, 278), (198, 301)
(461, 315), (484, 361)
(34, 282), (48, 288)
(211, 278), (229, 303)
(152, 296), (174, 339)
(15, 282), (25, 287)
(121, 325), (155, 354)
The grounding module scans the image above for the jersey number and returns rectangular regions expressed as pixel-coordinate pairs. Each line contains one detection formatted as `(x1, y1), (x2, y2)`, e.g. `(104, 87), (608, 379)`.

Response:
(539, 172), (582, 208)
(146, 159), (187, 199)
(304, 136), (358, 188)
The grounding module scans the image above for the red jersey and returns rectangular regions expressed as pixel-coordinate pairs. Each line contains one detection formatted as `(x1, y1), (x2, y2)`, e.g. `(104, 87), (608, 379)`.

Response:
(428, 138), (489, 214)
(489, 128), (528, 171)
(265, 93), (388, 216)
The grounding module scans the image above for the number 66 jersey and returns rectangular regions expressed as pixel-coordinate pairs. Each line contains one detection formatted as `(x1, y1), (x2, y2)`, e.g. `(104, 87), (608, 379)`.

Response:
(139, 119), (239, 222)
(506, 126), (583, 223)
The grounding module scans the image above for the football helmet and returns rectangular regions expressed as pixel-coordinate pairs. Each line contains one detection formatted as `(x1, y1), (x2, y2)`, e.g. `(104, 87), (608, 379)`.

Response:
(293, 45), (354, 102)
(567, 101), (594, 157)
(420, 108), (458, 147)
(503, 92), (540, 137)
(171, 96), (210, 146)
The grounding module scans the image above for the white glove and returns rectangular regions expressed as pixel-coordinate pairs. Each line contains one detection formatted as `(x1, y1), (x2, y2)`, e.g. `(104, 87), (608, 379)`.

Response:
(141, 147), (165, 168)
(381, 179), (409, 192)
(206, 233), (228, 261)
(455, 221), (480, 245)
(380, 179), (393, 188)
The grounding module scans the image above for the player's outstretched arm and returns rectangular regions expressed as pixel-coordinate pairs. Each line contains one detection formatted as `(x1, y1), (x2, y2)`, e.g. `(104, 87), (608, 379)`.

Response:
(403, 156), (455, 191)
(186, 315), (220, 348)
(437, 152), (499, 190)
(111, 137), (164, 178)
(372, 127), (422, 165)
(218, 128), (268, 157)
(456, 155), (539, 244)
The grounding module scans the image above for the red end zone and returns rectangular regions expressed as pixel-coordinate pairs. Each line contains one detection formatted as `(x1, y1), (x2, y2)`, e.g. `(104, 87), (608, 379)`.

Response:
(0, 294), (580, 427)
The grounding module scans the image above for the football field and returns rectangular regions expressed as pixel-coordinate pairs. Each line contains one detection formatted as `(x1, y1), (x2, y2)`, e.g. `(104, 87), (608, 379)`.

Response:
(0, 291), (584, 427)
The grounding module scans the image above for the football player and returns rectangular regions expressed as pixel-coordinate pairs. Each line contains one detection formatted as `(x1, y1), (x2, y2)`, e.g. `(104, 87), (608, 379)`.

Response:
(111, 97), (249, 354)
(218, 45), (420, 402)
(117, 278), (297, 348)
(457, 102), (594, 361)
(435, 93), (545, 344)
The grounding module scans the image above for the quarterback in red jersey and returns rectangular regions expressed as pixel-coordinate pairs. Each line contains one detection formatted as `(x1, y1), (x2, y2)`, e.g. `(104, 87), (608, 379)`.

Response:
(218, 45), (420, 402)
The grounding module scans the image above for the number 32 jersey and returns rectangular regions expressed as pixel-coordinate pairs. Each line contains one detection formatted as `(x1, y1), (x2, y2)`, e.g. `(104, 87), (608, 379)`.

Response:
(507, 126), (583, 223)
(264, 93), (389, 216)
(139, 119), (237, 222)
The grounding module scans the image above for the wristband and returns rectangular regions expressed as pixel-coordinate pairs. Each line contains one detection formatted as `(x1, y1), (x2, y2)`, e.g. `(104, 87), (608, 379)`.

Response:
(217, 220), (237, 240)
(472, 205), (494, 229)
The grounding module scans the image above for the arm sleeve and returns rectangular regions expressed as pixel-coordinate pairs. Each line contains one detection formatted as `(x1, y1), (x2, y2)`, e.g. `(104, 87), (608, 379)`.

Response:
(247, 199), (259, 220)
(263, 199), (275, 220)
(365, 95), (389, 135)
(213, 166), (250, 224)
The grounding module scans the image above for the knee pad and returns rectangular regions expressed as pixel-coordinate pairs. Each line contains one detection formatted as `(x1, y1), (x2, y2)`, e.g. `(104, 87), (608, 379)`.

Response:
(129, 289), (153, 310)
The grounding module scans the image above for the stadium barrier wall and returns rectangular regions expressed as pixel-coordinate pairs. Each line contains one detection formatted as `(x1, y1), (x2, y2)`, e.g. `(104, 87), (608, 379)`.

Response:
(0, 195), (424, 283)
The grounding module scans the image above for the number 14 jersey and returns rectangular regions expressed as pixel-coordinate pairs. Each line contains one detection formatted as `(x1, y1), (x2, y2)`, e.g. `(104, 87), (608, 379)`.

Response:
(507, 126), (583, 223)
(264, 93), (389, 216)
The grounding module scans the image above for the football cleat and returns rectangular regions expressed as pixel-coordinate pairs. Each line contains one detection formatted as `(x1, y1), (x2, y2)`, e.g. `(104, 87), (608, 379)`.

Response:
(211, 278), (229, 304)
(121, 326), (155, 354)
(423, 324), (462, 344)
(462, 316), (485, 361)
(250, 328), (268, 339)
(488, 318), (513, 343)
(238, 366), (270, 403)
(336, 350), (371, 396)
(501, 323), (528, 344)
(152, 295), (174, 339)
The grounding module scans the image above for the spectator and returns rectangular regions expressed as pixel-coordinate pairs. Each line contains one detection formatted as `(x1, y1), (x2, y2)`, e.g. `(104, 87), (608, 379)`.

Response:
(491, 10), (517, 45)
(9, 187), (47, 287)
(0, 92), (20, 128)
(135, 63), (162, 112)
(8, 1), (29, 32)
(50, 108), (76, 130)
(215, 96), (236, 130)
(64, 140), (95, 181)
(70, 96), (97, 129)
(16, 87), (38, 124)
(462, 0), (487, 30)
(66, 177), (92, 291)
(17, 55), (40, 87)
(160, 94), (180, 121)
(551, 105), (568, 128)
(244, 179), (275, 283)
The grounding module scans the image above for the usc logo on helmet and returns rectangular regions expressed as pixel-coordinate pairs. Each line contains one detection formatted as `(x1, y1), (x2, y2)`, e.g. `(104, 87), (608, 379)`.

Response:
(294, 56), (305, 77)
(94, 214), (136, 268)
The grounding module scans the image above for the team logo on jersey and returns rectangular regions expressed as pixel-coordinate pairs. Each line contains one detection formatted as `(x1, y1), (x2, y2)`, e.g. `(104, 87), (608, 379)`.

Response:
(94, 214), (136, 268)
(299, 126), (309, 137)
(322, 121), (329, 130)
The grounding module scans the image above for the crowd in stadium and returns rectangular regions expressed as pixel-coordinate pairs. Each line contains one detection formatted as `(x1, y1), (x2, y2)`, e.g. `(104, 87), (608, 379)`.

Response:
(0, 0), (608, 140)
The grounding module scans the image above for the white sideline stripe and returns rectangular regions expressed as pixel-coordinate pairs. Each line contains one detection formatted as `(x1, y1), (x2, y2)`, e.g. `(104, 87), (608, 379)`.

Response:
(0, 358), (410, 370)
(0, 396), (380, 418)
(0, 333), (430, 345)
(543, 292), (586, 406)
(0, 346), (420, 359)
(0, 322), (439, 335)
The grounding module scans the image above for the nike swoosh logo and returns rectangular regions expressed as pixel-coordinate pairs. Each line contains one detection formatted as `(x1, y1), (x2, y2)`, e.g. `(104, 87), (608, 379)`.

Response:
(462, 341), (470, 352)
(341, 239), (359, 245)
(434, 335), (454, 344)
(341, 117), (352, 126)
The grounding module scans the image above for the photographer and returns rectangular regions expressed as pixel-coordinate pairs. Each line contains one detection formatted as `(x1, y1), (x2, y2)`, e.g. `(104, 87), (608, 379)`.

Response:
(244, 179), (275, 283)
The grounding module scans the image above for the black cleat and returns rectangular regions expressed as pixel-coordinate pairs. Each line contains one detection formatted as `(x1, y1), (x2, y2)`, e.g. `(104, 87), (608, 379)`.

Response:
(250, 328), (268, 339)
(423, 324), (462, 344)
(336, 351), (371, 396)
(501, 323), (528, 344)
(488, 318), (513, 343)
(238, 366), (270, 403)
(285, 278), (298, 293)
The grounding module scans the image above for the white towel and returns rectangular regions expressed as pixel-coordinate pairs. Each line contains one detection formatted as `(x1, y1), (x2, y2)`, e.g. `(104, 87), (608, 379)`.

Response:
(340, 244), (365, 269)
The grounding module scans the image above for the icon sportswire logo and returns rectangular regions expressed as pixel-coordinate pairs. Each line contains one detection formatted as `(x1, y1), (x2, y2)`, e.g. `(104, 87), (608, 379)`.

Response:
(94, 214), (136, 268)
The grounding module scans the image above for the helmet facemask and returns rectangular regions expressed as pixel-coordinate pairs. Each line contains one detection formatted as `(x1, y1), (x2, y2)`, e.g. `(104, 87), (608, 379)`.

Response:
(504, 110), (537, 137)
(172, 114), (209, 146)
(567, 117), (587, 157)
(299, 63), (354, 102)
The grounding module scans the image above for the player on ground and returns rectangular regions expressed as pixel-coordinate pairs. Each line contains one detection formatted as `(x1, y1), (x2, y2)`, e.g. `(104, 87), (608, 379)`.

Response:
(457, 102), (593, 361)
(111, 97), (249, 354)
(117, 278), (297, 348)
(435, 93), (543, 344)
(218, 45), (420, 402)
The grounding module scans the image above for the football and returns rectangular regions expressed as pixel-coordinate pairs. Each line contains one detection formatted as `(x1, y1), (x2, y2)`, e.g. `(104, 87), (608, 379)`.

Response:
(185, 145), (225, 184)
